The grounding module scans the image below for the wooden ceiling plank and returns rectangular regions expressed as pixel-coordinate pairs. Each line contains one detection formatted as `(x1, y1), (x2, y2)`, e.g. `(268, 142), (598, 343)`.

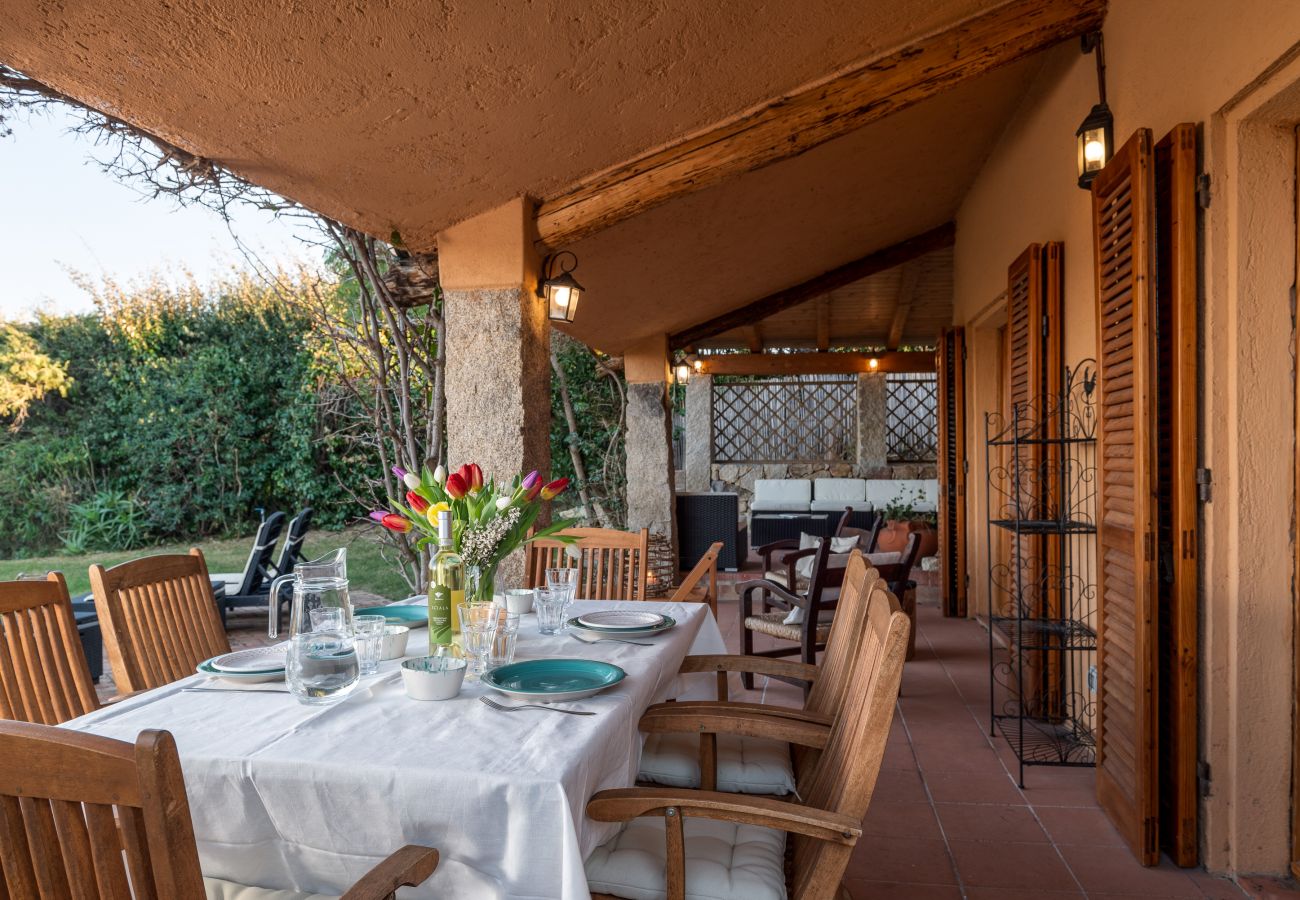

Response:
(886, 262), (922, 350)
(535, 0), (1106, 248)
(816, 298), (832, 352)
(669, 222), (955, 350)
(701, 351), (933, 376)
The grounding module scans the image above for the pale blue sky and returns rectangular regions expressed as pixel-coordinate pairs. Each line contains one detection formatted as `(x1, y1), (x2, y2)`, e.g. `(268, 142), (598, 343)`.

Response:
(0, 106), (322, 319)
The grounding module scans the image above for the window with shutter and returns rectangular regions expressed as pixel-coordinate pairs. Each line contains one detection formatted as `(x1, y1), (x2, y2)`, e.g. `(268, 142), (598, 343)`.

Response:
(937, 327), (966, 617)
(1092, 127), (1160, 867)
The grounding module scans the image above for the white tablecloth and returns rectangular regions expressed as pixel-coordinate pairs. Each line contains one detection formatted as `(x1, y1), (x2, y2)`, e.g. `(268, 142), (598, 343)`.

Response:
(64, 599), (726, 899)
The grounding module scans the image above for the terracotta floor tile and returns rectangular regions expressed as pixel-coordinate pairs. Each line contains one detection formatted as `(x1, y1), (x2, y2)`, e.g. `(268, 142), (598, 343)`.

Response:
(871, 766), (930, 804)
(933, 802), (1049, 843)
(1034, 805), (1127, 847)
(1187, 870), (1251, 898)
(841, 880), (963, 899)
(845, 835), (957, 885)
(860, 800), (944, 840)
(946, 839), (1078, 891)
(924, 770), (1026, 805)
(963, 888), (1083, 899)
(1057, 844), (1205, 897)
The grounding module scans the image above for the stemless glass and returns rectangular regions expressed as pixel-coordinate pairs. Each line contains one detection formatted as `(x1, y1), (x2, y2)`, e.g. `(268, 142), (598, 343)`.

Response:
(488, 610), (521, 670)
(534, 587), (570, 635)
(287, 630), (359, 706)
(545, 567), (578, 602)
(309, 606), (346, 633)
(458, 603), (498, 681)
(352, 614), (387, 675)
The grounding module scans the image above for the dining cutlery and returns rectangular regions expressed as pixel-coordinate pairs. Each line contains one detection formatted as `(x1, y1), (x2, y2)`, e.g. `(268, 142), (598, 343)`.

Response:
(478, 696), (595, 716)
(568, 634), (654, 647)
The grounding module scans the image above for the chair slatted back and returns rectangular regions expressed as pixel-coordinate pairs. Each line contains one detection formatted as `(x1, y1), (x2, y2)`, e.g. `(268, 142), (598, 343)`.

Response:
(274, 507), (313, 578)
(236, 511), (286, 595)
(875, 530), (923, 594)
(791, 583), (910, 899)
(805, 552), (881, 719)
(0, 574), (99, 725)
(667, 542), (722, 616)
(0, 720), (206, 899)
(91, 549), (231, 693)
(525, 528), (650, 600)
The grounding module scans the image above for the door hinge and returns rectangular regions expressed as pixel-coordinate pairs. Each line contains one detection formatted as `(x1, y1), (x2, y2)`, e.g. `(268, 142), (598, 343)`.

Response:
(1196, 468), (1213, 502)
(1197, 173), (1212, 208)
(1199, 761), (1212, 797)
(962, 458), (970, 475)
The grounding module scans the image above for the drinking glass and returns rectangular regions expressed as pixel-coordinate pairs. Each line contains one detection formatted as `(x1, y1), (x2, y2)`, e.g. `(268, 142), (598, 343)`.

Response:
(287, 630), (359, 706)
(488, 610), (521, 670)
(352, 614), (386, 675)
(535, 587), (570, 635)
(545, 567), (578, 602)
(309, 606), (346, 633)
(458, 603), (498, 681)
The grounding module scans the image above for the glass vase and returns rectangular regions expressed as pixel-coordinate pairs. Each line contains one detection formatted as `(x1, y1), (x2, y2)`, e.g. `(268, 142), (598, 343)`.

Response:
(467, 563), (498, 606)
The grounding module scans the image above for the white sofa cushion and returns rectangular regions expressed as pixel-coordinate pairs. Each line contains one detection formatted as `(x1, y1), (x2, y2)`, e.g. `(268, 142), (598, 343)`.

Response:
(812, 478), (866, 502)
(638, 732), (796, 795)
(809, 498), (874, 512)
(750, 479), (811, 512)
(865, 479), (939, 514)
(585, 815), (787, 900)
(204, 878), (335, 900)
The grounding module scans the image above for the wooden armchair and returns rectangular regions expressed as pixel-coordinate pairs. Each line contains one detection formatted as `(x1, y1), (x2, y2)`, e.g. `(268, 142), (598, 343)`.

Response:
(0, 720), (437, 899)
(667, 541), (722, 616)
(90, 548), (232, 693)
(584, 583), (910, 900)
(0, 572), (100, 724)
(756, 506), (873, 591)
(525, 527), (650, 600)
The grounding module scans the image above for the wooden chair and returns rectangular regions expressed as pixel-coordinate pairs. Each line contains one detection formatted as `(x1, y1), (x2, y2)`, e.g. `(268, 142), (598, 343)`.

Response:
(0, 573), (100, 724)
(91, 549), (231, 694)
(584, 580), (910, 900)
(0, 720), (437, 899)
(667, 541), (722, 616)
(525, 527), (650, 600)
(637, 553), (885, 795)
(756, 507), (874, 591)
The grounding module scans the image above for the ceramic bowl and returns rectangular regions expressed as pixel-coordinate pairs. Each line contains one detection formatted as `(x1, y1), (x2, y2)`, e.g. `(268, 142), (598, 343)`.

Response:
(379, 625), (410, 660)
(401, 656), (467, 701)
(500, 589), (535, 615)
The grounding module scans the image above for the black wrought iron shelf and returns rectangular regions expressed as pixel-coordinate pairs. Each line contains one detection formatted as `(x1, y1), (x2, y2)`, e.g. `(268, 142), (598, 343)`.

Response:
(986, 435), (1097, 447)
(988, 518), (1096, 535)
(990, 616), (1097, 651)
(992, 716), (1096, 767)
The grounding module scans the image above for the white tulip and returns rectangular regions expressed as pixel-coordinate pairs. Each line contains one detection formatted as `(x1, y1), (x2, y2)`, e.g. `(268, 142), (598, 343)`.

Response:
(495, 497), (512, 511)
(433, 465), (446, 484)
(403, 472), (421, 491)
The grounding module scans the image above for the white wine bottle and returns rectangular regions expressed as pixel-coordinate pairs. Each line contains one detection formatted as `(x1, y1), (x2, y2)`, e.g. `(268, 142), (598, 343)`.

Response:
(428, 510), (464, 649)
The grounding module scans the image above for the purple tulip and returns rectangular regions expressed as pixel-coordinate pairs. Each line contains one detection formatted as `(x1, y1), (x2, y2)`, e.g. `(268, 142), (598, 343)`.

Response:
(521, 470), (540, 491)
(369, 510), (388, 522)
(392, 465), (408, 480)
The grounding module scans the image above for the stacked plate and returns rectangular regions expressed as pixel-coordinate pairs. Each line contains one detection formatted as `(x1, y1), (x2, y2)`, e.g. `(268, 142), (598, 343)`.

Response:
(482, 659), (626, 702)
(196, 645), (286, 684)
(566, 610), (676, 640)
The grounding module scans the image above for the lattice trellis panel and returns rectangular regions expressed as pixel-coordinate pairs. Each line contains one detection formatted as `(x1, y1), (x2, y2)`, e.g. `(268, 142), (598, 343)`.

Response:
(713, 379), (856, 463)
(887, 373), (938, 462)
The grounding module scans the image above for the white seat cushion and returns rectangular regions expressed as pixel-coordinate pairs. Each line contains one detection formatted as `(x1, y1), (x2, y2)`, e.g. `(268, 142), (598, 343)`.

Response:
(638, 732), (796, 795)
(751, 479), (811, 511)
(585, 815), (787, 900)
(809, 499), (874, 512)
(812, 478), (867, 503)
(204, 878), (336, 900)
(210, 573), (244, 587)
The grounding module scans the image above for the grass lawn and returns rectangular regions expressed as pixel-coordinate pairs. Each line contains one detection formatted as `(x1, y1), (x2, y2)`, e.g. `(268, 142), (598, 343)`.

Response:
(0, 527), (417, 600)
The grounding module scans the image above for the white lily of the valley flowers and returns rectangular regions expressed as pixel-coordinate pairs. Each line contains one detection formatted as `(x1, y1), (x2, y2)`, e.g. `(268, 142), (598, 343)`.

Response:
(495, 496), (512, 511)
(433, 465), (446, 484)
(403, 472), (421, 491)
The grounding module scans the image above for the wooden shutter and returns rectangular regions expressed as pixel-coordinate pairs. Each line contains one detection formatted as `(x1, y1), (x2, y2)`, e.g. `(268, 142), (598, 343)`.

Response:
(1092, 127), (1160, 866)
(937, 327), (967, 617)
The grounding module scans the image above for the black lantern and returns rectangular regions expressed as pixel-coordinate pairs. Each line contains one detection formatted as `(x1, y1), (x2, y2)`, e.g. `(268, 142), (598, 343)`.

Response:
(1076, 32), (1113, 189)
(538, 251), (583, 323)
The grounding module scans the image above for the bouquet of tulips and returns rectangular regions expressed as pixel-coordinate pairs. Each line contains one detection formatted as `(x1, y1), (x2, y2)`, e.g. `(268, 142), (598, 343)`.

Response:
(369, 463), (575, 574)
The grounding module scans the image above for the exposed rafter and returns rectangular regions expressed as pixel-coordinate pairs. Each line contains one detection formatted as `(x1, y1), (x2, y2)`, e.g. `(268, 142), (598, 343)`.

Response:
(744, 325), (764, 353)
(668, 222), (955, 351)
(886, 263), (922, 350)
(534, 0), (1106, 248)
(700, 351), (934, 376)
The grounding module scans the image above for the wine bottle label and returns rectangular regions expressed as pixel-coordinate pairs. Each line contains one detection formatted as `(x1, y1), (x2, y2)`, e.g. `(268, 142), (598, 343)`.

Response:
(429, 584), (453, 646)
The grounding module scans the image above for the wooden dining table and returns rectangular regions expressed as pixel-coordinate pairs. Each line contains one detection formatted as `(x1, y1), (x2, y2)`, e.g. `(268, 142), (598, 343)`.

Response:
(64, 599), (727, 899)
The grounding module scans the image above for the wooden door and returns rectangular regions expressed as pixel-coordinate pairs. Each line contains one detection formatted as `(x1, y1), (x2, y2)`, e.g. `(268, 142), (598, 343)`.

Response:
(937, 327), (967, 617)
(1092, 127), (1160, 866)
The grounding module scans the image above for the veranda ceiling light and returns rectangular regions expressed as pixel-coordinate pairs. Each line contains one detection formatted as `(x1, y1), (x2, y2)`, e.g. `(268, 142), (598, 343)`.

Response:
(867, 357), (880, 372)
(538, 251), (583, 323)
(1077, 32), (1113, 189)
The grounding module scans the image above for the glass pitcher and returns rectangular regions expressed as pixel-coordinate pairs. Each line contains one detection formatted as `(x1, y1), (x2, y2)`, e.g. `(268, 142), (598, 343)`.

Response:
(268, 548), (352, 639)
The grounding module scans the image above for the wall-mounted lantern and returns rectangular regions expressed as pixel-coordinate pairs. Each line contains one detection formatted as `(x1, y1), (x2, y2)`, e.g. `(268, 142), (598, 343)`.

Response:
(1076, 32), (1113, 190)
(538, 251), (583, 323)
(674, 362), (692, 383)
(867, 357), (880, 372)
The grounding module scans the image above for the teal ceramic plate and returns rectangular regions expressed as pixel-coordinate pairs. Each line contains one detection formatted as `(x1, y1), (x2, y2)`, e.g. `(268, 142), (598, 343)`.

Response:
(369, 604), (430, 627)
(482, 658), (625, 702)
(566, 614), (675, 640)
(197, 658), (285, 684)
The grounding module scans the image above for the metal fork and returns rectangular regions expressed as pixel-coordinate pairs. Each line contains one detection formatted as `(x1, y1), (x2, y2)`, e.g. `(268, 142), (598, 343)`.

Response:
(479, 696), (595, 716)
(568, 634), (654, 647)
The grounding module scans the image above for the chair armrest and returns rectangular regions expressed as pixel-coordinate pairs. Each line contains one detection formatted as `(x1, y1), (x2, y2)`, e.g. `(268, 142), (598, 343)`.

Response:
(638, 704), (831, 749)
(738, 579), (804, 611)
(644, 699), (833, 727)
(757, 538), (799, 568)
(587, 788), (860, 845)
(341, 845), (439, 900)
(678, 654), (819, 684)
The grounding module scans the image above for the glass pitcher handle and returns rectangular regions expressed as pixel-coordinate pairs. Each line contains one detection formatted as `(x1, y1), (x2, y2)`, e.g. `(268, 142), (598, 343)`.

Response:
(267, 574), (294, 638)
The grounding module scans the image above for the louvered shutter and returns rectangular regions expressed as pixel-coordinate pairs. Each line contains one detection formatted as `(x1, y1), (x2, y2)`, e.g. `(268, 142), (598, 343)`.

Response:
(937, 327), (967, 617)
(1092, 128), (1160, 866)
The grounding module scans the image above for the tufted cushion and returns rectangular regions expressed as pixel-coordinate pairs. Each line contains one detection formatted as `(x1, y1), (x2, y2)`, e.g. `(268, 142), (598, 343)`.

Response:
(204, 878), (336, 900)
(585, 815), (787, 900)
(638, 732), (796, 795)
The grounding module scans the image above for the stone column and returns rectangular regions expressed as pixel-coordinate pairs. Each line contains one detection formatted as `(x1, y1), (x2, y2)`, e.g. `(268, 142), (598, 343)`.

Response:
(624, 335), (678, 596)
(438, 198), (550, 587)
(681, 373), (713, 492)
(857, 372), (888, 474)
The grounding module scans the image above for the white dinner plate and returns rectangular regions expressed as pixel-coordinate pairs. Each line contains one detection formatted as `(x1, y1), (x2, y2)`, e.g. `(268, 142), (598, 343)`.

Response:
(197, 658), (285, 684)
(211, 645), (288, 673)
(576, 610), (666, 631)
(566, 615), (676, 640)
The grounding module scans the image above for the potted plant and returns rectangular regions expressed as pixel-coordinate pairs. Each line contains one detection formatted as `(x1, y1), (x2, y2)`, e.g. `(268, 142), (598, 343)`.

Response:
(876, 488), (939, 556)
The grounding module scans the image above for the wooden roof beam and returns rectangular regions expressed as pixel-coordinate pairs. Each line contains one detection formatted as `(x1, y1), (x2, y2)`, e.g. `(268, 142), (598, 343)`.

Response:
(744, 325), (764, 353)
(886, 263), (922, 350)
(669, 222), (955, 351)
(534, 0), (1106, 248)
(700, 351), (933, 376)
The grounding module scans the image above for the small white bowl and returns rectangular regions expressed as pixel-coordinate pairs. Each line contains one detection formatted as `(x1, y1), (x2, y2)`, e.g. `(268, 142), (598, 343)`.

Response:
(401, 656), (467, 701)
(379, 625), (410, 660)
(500, 589), (535, 615)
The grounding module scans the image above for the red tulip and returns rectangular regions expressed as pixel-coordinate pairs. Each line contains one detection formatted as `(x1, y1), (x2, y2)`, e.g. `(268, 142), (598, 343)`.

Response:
(406, 491), (430, 514)
(380, 514), (413, 533)
(540, 477), (569, 501)
(445, 472), (469, 500)
(525, 480), (543, 502)
(465, 463), (484, 494)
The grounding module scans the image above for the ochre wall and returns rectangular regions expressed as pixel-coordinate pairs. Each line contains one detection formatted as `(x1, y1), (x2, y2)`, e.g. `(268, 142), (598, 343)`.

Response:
(952, 0), (1300, 876)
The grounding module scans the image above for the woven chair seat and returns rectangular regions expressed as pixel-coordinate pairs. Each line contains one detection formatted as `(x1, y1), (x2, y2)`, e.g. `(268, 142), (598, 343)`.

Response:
(743, 611), (833, 643)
